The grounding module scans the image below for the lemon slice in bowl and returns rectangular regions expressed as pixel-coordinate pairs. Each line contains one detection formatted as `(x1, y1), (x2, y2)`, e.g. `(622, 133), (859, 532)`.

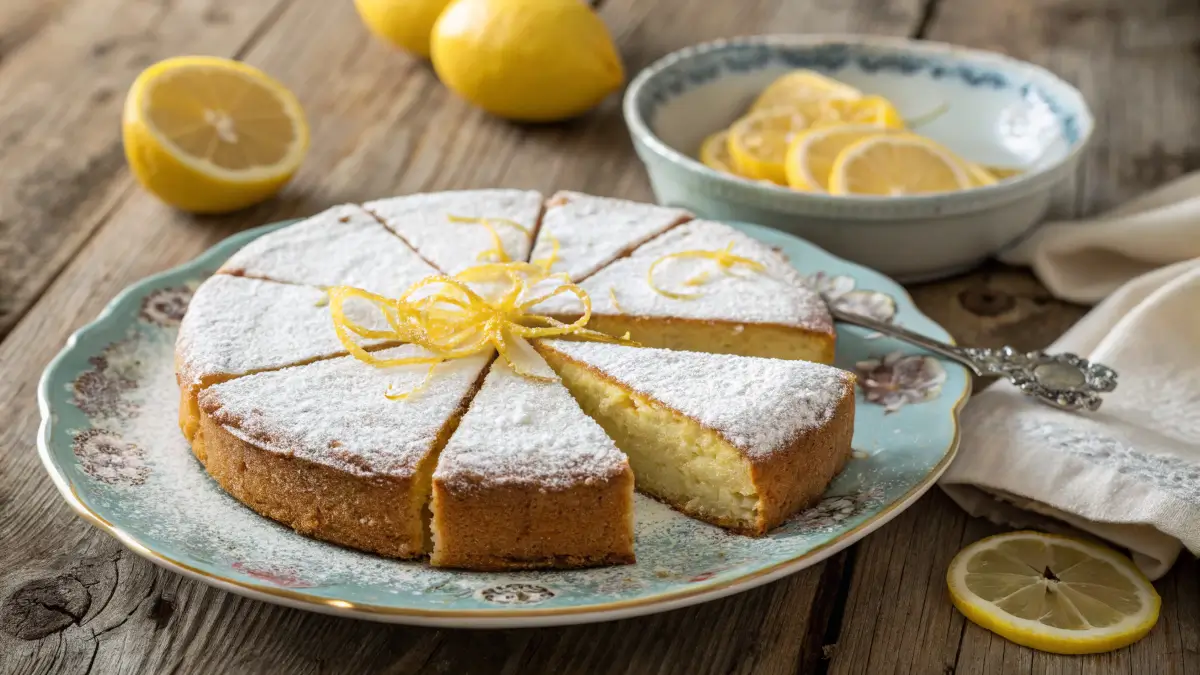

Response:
(699, 129), (738, 175)
(828, 133), (971, 196)
(947, 531), (1160, 655)
(784, 124), (892, 191)
(750, 69), (861, 111)
(814, 95), (905, 129)
(966, 162), (999, 187)
(727, 107), (810, 184)
(122, 56), (310, 214)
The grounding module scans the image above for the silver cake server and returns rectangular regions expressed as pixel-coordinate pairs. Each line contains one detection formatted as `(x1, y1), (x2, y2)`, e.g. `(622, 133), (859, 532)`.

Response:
(829, 304), (1118, 412)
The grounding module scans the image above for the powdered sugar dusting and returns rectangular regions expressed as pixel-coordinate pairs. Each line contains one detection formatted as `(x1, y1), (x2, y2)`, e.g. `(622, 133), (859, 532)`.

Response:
(365, 190), (543, 275)
(436, 357), (629, 491)
(201, 346), (491, 478)
(540, 340), (851, 457)
(219, 204), (440, 296)
(176, 276), (395, 387)
(529, 191), (691, 281)
(537, 220), (833, 331)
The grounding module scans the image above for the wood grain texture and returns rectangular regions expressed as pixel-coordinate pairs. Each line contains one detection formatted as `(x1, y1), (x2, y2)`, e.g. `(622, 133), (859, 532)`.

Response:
(0, 0), (1197, 672)
(0, 0), (294, 341)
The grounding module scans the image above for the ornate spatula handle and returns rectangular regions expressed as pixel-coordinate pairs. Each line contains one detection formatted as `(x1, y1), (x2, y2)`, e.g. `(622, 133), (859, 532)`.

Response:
(829, 306), (1118, 411)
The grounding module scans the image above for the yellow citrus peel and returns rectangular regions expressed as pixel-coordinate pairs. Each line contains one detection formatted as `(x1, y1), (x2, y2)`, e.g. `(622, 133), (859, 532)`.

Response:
(646, 243), (767, 300)
(447, 214), (531, 262)
(328, 261), (633, 399)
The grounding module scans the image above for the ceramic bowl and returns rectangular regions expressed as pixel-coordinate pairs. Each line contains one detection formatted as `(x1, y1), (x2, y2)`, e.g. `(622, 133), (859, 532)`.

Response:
(623, 34), (1094, 282)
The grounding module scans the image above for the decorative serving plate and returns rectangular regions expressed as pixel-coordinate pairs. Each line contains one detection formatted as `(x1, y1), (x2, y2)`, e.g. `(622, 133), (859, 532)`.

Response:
(38, 220), (969, 628)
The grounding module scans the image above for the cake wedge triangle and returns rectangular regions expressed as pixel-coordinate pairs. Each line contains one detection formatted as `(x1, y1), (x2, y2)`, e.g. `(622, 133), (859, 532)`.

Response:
(218, 204), (440, 296)
(528, 191), (692, 281)
(364, 189), (544, 275)
(196, 345), (492, 558)
(431, 356), (635, 569)
(536, 220), (836, 363)
(536, 339), (856, 535)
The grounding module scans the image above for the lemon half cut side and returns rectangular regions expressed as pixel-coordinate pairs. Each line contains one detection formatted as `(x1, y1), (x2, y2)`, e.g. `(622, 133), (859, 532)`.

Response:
(947, 531), (1160, 655)
(122, 56), (310, 214)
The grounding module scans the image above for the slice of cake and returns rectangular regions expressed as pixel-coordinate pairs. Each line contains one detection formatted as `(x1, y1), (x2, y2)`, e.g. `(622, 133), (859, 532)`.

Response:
(528, 191), (692, 281)
(175, 275), (391, 442)
(431, 357), (635, 569)
(538, 220), (836, 363)
(364, 190), (544, 275)
(196, 346), (491, 558)
(536, 339), (855, 535)
(218, 204), (440, 296)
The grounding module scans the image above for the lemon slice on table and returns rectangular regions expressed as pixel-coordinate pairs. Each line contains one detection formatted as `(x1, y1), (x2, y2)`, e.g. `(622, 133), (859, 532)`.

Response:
(750, 69), (862, 111)
(123, 56), (310, 214)
(784, 124), (890, 191)
(699, 130), (738, 175)
(948, 531), (1160, 655)
(828, 133), (971, 196)
(727, 108), (810, 184)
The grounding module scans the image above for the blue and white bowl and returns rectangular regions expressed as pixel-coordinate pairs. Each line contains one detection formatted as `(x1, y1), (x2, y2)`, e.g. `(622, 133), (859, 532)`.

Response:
(623, 34), (1094, 281)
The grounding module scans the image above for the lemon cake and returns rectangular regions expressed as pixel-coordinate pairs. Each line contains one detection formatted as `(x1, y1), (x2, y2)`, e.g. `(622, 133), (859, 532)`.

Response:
(364, 189), (544, 274)
(196, 346), (491, 558)
(536, 339), (855, 534)
(430, 356), (635, 570)
(538, 219), (836, 363)
(175, 189), (857, 570)
(528, 191), (692, 281)
(219, 203), (440, 295)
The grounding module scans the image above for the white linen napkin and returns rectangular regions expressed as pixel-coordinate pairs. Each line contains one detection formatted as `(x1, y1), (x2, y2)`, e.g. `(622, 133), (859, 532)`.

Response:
(939, 172), (1200, 580)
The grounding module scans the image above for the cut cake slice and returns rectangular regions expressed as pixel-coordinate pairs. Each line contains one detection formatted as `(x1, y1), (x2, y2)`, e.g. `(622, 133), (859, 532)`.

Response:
(175, 275), (391, 442)
(431, 356), (635, 569)
(538, 220), (836, 363)
(196, 346), (491, 558)
(536, 339), (855, 535)
(364, 189), (544, 275)
(218, 204), (440, 296)
(528, 191), (692, 281)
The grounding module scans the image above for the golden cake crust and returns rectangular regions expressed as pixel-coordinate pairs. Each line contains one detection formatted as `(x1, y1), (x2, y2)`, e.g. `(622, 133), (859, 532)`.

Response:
(194, 410), (428, 558)
(430, 471), (636, 570)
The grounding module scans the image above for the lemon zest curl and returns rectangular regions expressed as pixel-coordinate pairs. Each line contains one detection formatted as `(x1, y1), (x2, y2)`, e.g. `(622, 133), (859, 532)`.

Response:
(329, 261), (635, 400)
(646, 242), (767, 300)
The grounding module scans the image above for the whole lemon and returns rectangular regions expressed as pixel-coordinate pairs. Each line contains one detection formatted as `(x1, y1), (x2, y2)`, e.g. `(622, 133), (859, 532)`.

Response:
(354, 0), (454, 58)
(430, 0), (624, 122)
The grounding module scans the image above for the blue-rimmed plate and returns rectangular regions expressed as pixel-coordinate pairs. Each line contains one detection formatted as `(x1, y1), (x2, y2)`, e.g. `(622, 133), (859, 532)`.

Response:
(38, 220), (970, 628)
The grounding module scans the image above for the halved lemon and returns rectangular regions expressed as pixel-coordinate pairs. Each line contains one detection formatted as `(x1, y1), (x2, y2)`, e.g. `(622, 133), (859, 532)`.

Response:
(828, 133), (971, 196)
(784, 124), (889, 191)
(727, 107), (810, 184)
(948, 531), (1160, 655)
(123, 56), (310, 214)
(699, 129), (737, 175)
(750, 69), (861, 111)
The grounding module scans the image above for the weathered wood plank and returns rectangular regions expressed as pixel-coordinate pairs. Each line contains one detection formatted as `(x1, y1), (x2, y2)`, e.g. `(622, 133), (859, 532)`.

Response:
(0, 0), (293, 340)
(0, 0), (930, 673)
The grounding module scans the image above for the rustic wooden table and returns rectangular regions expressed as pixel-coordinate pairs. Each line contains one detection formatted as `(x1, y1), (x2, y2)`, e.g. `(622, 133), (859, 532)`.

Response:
(2, 0), (1198, 673)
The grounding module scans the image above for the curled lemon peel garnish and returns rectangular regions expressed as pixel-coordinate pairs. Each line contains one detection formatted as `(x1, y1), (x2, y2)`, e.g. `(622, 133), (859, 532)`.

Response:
(532, 233), (560, 273)
(328, 261), (633, 400)
(448, 215), (531, 263)
(646, 242), (767, 300)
